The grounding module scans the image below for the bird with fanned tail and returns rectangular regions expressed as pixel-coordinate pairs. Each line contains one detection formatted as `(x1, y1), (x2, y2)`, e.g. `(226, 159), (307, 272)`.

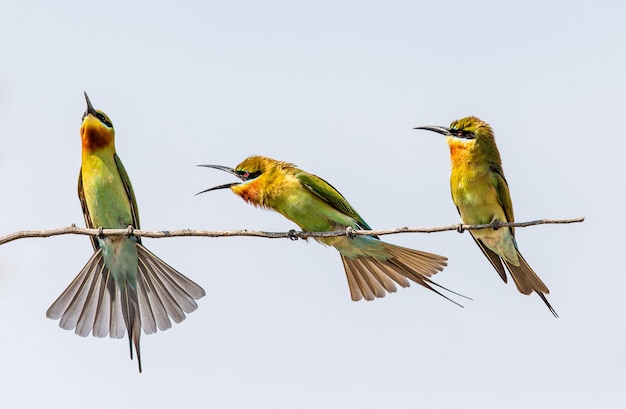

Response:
(47, 93), (206, 372)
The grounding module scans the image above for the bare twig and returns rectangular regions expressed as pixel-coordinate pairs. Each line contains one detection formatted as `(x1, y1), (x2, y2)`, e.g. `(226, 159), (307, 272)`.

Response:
(0, 217), (584, 246)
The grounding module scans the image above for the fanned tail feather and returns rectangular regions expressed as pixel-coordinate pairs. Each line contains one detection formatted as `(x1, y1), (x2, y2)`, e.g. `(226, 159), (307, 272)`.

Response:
(120, 282), (143, 372)
(340, 242), (468, 306)
(46, 250), (124, 337)
(135, 244), (205, 334)
(46, 244), (206, 371)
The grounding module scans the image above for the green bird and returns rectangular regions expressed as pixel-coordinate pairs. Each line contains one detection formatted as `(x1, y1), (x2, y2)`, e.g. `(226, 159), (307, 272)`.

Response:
(198, 155), (467, 305)
(415, 116), (557, 317)
(47, 92), (206, 372)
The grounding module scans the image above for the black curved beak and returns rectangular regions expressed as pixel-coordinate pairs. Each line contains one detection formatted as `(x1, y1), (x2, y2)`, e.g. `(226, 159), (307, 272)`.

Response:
(413, 125), (452, 136)
(84, 91), (97, 116)
(195, 164), (243, 196)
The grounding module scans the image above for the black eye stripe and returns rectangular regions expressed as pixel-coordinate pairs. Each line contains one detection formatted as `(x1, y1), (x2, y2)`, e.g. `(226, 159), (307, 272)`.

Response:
(236, 170), (262, 181)
(96, 113), (113, 127)
(82, 110), (113, 127)
(451, 129), (475, 139)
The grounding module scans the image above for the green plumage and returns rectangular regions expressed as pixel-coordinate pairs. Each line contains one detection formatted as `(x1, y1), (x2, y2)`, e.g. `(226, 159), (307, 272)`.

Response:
(416, 116), (557, 317)
(47, 93), (205, 372)
(199, 156), (466, 305)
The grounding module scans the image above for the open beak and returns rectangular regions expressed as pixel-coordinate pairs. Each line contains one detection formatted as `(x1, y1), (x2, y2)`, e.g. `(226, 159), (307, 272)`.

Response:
(413, 125), (451, 136)
(196, 164), (243, 195)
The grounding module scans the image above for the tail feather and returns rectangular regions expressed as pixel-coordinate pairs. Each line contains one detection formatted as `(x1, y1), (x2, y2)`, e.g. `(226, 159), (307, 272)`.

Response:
(358, 258), (402, 293)
(503, 251), (550, 295)
(341, 257), (364, 301)
(107, 279), (126, 339)
(137, 256), (184, 330)
(47, 250), (106, 334)
(503, 251), (557, 317)
(136, 244), (205, 331)
(47, 244), (206, 372)
(75, 260), (107, 337)
(343, 255), (411, 294)
(536, 292), (558, 318)
(135, 272), (160, 334)
(138, 245), (205, 301)
(121, 282), (142, 372)
(384, 245), (447, 277)
(348, 258), (379, 301)
(472, 236), (557, 317)
(342, 256), (411, 301)
(340, 242), (466, 306)
(92, 273), (119, 338)
(367, 259), (411, 289)
(388, 257), (469, 305)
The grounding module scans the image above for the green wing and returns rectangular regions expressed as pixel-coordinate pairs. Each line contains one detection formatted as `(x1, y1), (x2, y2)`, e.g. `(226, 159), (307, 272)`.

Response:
(114, 154), (141, 240)
(296, 172), (372, 231)
(490, 163), (515, 233)
(78, 167), (99, 251)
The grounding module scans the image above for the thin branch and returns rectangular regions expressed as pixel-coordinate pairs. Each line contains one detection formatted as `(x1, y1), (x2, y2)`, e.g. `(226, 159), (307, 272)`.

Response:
(0, 217), (584, 246)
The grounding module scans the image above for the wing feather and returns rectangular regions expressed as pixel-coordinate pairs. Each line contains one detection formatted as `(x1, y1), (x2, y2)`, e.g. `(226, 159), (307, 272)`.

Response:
(297, 172), (372, 231)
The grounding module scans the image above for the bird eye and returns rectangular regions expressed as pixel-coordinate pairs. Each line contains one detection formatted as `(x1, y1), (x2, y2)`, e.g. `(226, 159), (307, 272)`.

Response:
(452, 129), (475, 139)
(95, 113), (113, 127)
(237, 170), (261, 181)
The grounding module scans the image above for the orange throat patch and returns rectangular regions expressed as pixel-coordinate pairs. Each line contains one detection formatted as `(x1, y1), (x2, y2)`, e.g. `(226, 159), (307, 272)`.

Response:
(81, 126), (114, 153)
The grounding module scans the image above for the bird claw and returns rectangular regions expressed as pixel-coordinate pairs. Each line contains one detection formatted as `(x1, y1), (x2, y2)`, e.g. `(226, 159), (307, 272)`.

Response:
(126, 225), (134, 236)
(345, 226), (356, 239)
(456, 224), (465, 233)
(287, 229), (299, 241)
(490, 220), (501, 230)
(97, 226), (104, 239)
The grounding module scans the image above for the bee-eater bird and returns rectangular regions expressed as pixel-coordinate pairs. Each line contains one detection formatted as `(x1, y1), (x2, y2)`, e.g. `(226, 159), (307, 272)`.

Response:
(415, 116), (557, 317)
(46, 92), (206, 372)
(197, 155), (466, 305)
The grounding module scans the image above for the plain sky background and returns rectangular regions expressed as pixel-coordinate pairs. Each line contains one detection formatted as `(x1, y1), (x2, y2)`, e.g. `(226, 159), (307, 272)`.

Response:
(1, 1), (624, 408)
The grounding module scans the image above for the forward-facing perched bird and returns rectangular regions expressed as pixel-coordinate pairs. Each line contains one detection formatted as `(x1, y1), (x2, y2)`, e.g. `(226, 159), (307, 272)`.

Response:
(198, 155), (465, 305)
(415, 116), (557, 317)
(47, 93), (206, 372)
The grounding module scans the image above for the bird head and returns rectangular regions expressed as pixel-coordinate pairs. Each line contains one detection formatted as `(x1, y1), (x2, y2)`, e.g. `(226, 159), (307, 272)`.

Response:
(414, 116), (499, 160)
(196, 156), (283, 206)
(81, 92), (116, 152)
(415, 116), (494, 142)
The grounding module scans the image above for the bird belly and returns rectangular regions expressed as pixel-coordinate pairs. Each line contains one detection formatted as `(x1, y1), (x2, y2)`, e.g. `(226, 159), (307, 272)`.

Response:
(277, 194), (385, 257)
(453, 176), (519, 265)
(82, 157), (134, 228)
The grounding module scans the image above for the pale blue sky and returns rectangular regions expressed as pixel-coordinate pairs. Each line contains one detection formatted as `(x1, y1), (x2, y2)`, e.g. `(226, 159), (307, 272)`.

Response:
(1, 1), (624, 408)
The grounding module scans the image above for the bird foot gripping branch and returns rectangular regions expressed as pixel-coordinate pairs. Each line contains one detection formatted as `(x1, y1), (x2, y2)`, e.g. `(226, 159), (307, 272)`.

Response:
(287, 229), (299, 241)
